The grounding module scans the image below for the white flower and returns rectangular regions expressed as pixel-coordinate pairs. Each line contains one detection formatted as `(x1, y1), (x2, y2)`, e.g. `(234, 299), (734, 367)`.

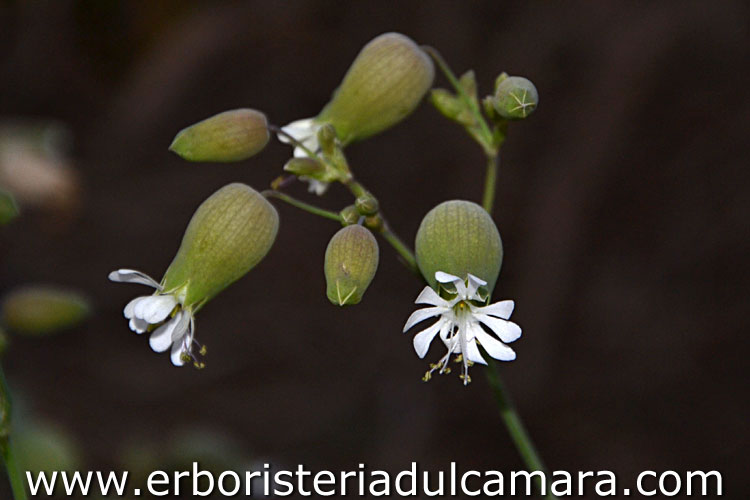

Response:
(108, 269), (205, 368)
(277, 118), (329, 195)
(403, 271), (522, 385)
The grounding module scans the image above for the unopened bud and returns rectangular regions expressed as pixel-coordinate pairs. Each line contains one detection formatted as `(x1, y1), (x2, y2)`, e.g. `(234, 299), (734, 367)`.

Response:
(430, 89), (463, 121)
(415, 200), (503, 293)
(1, 286), (90, 336)
(492, 76), (538, 120)
(283, 157), (324, 176)
(169, 109), (270, 162)
(162, 183), (279, 307)
(339, 205), (360, 226)
(355, 193), (379, 216)
(324, 225), (379, 306)
(317, 33), (434, 145)
(317, 124), (338, 155)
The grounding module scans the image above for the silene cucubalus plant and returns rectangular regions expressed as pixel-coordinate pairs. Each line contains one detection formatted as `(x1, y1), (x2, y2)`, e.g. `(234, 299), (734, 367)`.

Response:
(101, 31), (551, 497)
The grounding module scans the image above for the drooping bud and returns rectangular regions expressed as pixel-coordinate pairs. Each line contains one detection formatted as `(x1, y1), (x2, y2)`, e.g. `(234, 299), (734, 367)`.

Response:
(316, 32), (434, 145)
(324, 225), (379, 306)
(354, 192), (379, 216)
(415, 200), (503, 293)
(169, 109), (270, 162)
(492, 75), (538, 120)
(161, 183), (279, 307)
(1, 286), (90, 336)
(339, 205), (360, 226)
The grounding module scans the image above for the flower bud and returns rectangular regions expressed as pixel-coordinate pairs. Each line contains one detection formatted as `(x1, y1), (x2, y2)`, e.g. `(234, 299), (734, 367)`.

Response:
(169, 109), (270, 162)
(316, 123), (338, 155)
(317, 33), (434, 145)
(283, 157), (325, 176)
(492, 75), (538, 120)
(415, 200), (503, 293)
(324, 225), (379, 306)
(1, 286), (90, 335)
(339, 204), (360, 226)
(162, 183), (279, 307)
(355, 192), (379, 216)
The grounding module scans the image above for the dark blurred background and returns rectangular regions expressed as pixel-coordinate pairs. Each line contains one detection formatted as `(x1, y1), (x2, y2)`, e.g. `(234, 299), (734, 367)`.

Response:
(0, 1), (748, 498)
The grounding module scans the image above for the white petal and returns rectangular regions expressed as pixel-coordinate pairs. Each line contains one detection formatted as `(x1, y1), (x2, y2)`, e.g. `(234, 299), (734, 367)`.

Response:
(128, 317), (149, 334)
(302, 177), (329, 195)
(474, 300), (515, 319)
(435, 271), (461, 284)
(403, 306), (447, 332)
(123, 296), (147, 319)
(414, 286), (449, 307)
(279, 118), (317, 141)
(474, 327), (516, 361)
(134, 295), (177, 324)
(108, 269), (160, 288)
(412, 318), (446, 358)
(466, 274), (487, 300)
(170, 340), (187, 366)
(149, 312), (182, 353)
(474, 314), (522, 343)
(173, 311), (192, 342)
(464, 339), (487, 365)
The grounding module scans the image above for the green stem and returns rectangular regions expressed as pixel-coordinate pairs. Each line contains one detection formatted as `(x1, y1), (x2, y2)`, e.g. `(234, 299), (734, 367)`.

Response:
(381, 224), (419, 276)
(486, 361), (556, 499)
(0, 364), (27, 500)
(482, 153), (499, 213)
(1, 439), (27, 500)
(262, 190), (342, 222)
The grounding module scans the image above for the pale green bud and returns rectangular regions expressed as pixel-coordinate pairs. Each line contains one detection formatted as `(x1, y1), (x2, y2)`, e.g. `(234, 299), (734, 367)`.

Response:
(169, 109), (270, 162)
(283, 157), (325, 177)
(317, 32), (434, 145)
(339, 205), (360, 226)
(492, 75), (538, 120)
(162, 183), (278, 307)
(415, 200), (503, 293)
(324, 225), (379, 306)
(355, 192), (379, 216)
(430, 88), (463, 121)
(1, 286), (90, 336)
(316, 123), (338, 155)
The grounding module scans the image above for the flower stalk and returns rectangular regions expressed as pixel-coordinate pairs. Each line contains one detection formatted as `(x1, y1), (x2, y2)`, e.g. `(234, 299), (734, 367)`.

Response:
(262, 190), (342, 222)
(428, 48), (555, 498)
(0, 363), (28, 500)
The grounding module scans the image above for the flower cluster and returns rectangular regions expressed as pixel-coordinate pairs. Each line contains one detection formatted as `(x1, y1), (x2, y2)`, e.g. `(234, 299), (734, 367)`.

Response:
(110, 31), (535, 384)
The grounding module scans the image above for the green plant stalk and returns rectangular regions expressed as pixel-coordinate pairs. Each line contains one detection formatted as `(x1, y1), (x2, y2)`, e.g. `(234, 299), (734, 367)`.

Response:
(1, 439), (27, 500)
(482, 153), (499, 213)
(487, 361), (556, 499)
(0, 364), (27, 500)
(380, 223), (419, 276)
(424, 46), (556, 498)
(262, 190), (342, 222)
